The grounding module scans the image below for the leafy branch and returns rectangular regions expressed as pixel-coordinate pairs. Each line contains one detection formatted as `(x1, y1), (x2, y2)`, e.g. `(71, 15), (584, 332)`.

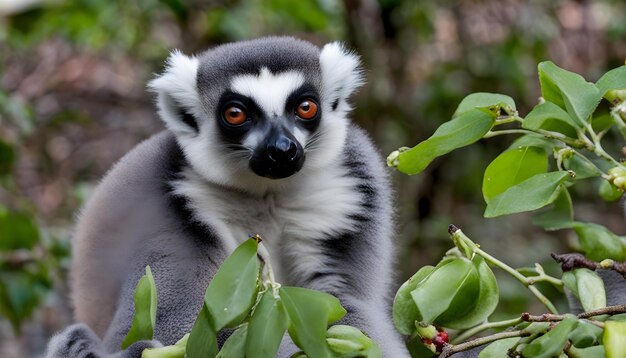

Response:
(389, 62), (626, 357)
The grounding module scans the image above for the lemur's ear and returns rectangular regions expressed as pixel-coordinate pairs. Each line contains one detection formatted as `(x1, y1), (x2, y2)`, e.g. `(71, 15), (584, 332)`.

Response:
(148, 50), (201, 134)
(319, 42), (365, 112)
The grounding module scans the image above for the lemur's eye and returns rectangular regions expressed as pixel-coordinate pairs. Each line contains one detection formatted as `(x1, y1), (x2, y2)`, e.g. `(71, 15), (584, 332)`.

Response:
(296, 99), (318, 120)
(224, 106), (248, 125)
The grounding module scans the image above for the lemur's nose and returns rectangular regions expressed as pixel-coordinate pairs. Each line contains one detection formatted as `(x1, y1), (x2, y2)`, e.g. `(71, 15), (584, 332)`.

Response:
(267, 137), (298, 162)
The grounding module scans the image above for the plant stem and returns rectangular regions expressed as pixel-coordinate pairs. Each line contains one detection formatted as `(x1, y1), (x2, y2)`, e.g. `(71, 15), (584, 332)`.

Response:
(450, 226), (560, 314)
(583, 122), (625, 169)
(610, 105), (626, 140)
(484, 129), (534, 138)
(256, 238), (281, 296)
(453, 317), (523, 344)
(439, 330), (528, 358)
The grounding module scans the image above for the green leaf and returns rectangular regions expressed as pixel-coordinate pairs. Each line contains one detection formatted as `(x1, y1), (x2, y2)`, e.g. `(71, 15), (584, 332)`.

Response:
(532, 187), (574, 230)
(478, 337), (519, 358)
(246, 291), (289, 358)
(573, 222), (626, 261)
(522, 315), (578, 358)
(280, 286), (346, 358)
(522, 101), (581, 134)
(186, 304), (218, 358)
(592, 113), (616, 133)
(122, 266), (158, 349)
(0, 140), (15, 176)
(0, 270), (48, 333)
(204, 237), (259, 330)
(482, 146), (547, 204)
(142, 333), (189, 358)
(604, 320), (626, 358)
(0, 211), (40, 252)
(484, 171), (572, 218)
(453, 92), (516, 117)
(564, 268), (606, 312)
(394, 108), (496, 175)
(538, 61), (602, 125)
(393, 265), (435, 335)
(596, 66), (626, 98)
(443, 255), (499, 330)
(216, 323), (247, 358)
(568, 320), (602, 348)
(411, 257), (480, 326)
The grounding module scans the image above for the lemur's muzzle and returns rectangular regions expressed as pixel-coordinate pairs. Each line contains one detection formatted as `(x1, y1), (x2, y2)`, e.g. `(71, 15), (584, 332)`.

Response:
(249, 124), (304, 179)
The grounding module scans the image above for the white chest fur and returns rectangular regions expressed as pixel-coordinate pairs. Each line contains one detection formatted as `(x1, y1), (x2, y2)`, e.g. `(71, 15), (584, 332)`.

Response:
(171, 164), (363, 282)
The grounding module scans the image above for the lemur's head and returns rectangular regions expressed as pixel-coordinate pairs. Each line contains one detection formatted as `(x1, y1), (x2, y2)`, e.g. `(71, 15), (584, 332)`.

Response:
(149, 37), (363, 191)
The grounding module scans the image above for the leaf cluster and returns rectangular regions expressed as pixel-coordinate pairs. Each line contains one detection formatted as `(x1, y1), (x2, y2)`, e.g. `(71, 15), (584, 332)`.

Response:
(390, 61), (626, 357)
(123, 237), (381, 358)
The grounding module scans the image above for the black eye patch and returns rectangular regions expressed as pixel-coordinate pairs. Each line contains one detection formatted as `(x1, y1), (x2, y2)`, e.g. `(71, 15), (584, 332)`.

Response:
(215, 91), (263, 142)
(286, 83), (321, 132)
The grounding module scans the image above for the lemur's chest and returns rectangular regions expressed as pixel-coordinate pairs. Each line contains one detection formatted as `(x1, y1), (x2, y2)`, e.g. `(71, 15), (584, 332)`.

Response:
(174, 167), (363, 279)
(223, 167), (362, 243)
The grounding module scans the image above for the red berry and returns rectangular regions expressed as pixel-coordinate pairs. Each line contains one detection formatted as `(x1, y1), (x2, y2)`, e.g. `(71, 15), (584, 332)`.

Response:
(438, 330), (449, 343)
(432, 336), (445, 352)
(432, 331), (449, 353)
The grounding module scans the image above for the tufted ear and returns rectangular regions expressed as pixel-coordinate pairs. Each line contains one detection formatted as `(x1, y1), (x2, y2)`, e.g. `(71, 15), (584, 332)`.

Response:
(148, 50), (202, 135)
(319, 42), (365, 112)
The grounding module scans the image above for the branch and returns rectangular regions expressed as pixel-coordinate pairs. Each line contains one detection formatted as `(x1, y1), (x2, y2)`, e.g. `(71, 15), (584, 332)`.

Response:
(439, 330), (528, 358)
(551, 252), (626, 278)
(454, 304), (626, 353)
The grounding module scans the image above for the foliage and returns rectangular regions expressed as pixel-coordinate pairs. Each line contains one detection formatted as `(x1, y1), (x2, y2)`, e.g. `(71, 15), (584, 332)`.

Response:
(388, 62), (626, 356)
(1, 0), (626, 355)
(125, 236), (380, 358)
(0, 132), (69, 333)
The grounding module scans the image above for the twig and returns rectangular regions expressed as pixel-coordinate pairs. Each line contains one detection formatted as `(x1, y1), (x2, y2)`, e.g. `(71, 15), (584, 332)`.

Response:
(551, 252), (626, 278)
(521, 312), (604, 329)
(439, 330), (528, 358)
(453, 317), (523, 344)
(444, 305), (626, 356)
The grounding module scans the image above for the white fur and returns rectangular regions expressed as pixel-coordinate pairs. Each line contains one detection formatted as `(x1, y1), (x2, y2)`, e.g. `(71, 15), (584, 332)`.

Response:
(148, 50), (201, 135)
(171, 162), (362, 283)
(319, 42), (365, 114)
(231, 68), (305, 117)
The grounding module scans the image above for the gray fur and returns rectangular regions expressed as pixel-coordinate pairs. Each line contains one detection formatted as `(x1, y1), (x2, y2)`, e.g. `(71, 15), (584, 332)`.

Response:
(46, 37), (408, 357)
(196, 37), (322, 109)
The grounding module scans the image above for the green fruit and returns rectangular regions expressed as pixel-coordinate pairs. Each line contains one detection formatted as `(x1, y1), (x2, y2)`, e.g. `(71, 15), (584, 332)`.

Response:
(392, 266), (435, 335)
(326, 325), (380, 358)
(440, 255), (499, 329)
(411, 257), (481, 326)
(599, 180), (624, 202)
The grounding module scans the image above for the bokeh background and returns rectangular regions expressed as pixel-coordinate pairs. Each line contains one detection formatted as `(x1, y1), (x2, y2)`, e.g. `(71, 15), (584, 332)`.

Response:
(1, 0), (625, 356)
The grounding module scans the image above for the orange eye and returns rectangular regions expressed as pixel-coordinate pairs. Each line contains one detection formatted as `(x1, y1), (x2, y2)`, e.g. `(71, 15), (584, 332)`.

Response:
(224, 106), (247, 125)
(296, 99), (318, 120)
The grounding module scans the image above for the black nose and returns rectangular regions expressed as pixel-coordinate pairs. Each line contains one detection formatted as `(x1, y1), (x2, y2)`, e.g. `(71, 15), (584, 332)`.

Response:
(267, 137), (298, 162)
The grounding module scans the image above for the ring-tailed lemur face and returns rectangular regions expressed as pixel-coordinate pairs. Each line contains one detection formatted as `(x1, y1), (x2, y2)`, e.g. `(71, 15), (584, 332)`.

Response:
(149, 37), (363, 192)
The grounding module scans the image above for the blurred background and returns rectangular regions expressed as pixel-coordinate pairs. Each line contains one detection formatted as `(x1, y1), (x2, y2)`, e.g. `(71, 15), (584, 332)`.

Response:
(0, 0), (625, 356)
